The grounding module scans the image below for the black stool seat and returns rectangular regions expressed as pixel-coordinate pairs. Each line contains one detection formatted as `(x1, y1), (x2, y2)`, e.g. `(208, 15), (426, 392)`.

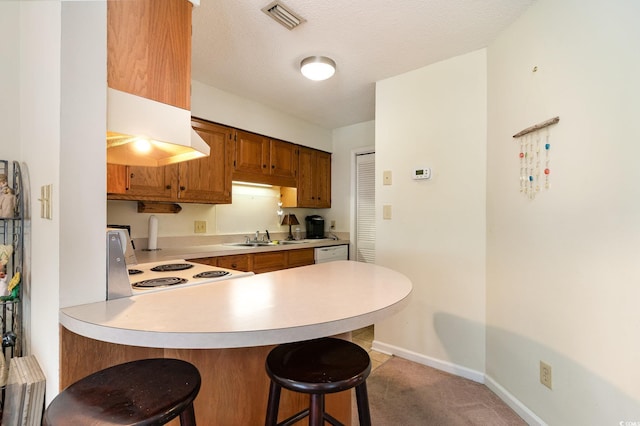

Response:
(265, 337), (372, 426)
(43, 358), (201, 426)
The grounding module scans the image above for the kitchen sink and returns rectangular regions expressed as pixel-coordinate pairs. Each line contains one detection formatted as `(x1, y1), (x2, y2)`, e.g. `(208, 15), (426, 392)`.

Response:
(225, 242), (278, 247)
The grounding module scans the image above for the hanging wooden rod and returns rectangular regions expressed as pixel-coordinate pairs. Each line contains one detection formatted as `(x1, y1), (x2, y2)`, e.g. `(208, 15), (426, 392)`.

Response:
(137, 202), (182, 214)
(513, 116), (560, 138)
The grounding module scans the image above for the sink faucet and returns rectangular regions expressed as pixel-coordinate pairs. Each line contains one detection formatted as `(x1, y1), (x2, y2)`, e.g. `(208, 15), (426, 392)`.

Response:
(265, 230), (271, 242)
(255, 231), (260, 242)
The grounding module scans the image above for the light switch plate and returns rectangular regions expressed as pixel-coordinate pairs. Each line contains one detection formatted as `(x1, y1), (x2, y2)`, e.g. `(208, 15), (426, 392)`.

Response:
(383, 204), (392, 220)
(194, 220), (207, 233)
(383, 170), (392, 185)
(39, 184), (52, 219)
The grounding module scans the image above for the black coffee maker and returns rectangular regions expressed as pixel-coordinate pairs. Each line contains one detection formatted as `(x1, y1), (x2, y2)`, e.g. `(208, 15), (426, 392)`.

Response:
(305, 215), (325, 239)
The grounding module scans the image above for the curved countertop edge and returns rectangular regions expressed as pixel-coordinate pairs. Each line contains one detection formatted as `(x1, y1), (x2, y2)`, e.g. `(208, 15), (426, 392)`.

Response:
(59, 296), (410, 349)
(59, 261), (413, 349)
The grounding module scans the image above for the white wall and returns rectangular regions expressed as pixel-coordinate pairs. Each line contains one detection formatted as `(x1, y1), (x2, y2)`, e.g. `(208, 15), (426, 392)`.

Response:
(19, 0), (63, 404)
(374, 50), (487, 379)
(107, 186), (320, 241)
(13, 0), (106, 404)
(486, 0), (640, 423)
(0, 2), (20, 160)
(330, 121), (375, 235)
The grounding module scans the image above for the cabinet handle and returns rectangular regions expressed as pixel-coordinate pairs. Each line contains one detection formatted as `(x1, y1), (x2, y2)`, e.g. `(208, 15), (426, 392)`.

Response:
(271, 165), (275, 169)
(263, 164), (267, 168)
(180, 186), (186, 191)
(166, 185), (171, 190)
(231, 263), (237, 268)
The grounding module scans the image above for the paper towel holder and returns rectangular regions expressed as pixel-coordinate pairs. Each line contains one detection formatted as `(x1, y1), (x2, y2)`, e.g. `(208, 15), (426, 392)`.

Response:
(144, 215), (161, 252)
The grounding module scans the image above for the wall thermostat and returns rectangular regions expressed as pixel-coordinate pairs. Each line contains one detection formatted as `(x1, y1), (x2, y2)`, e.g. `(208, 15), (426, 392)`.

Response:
(412, 167), (431, 180)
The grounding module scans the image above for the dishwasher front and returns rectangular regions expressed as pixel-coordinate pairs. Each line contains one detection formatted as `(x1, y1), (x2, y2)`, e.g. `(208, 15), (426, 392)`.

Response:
(314, 245), (349, 263)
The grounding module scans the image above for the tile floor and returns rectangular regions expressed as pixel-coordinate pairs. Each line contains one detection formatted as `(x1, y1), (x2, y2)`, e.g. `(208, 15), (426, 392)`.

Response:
(351, 325), (392, 371)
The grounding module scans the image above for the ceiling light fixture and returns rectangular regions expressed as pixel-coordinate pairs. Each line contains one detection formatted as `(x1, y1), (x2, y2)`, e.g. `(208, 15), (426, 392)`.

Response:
(300, 56), (336, 81)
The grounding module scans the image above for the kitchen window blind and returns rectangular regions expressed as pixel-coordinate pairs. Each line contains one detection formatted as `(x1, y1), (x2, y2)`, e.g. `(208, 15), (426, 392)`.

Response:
(355, 152), (375, 264)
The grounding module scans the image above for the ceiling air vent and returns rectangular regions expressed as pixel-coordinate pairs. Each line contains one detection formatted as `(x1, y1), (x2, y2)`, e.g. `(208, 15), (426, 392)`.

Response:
(261, 1), (306, 30)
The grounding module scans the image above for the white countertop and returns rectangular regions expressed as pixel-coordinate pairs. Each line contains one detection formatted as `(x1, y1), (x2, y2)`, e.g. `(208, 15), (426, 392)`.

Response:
(60, 261), (412, 349)
(134, 239), (349, 264)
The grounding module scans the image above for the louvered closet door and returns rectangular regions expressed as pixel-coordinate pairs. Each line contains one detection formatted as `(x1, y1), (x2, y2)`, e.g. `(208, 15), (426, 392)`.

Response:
(355, 152), (375, 263)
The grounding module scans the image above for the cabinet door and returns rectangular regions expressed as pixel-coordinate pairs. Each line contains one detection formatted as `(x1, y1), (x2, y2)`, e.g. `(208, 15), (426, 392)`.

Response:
(269, 140), (298, 185)
(252, 252), (287, 274)
(234, 130), (269, 176)
(178, 120), (233, 204)
(287, 248), (315, 268)
(107, 163), (128, 194)
(128, 165), (177, 199)
(188, 257), (218, 267)
(216, 255), (251, 272)
(297, 147), (331, 208)
(314, 151), (332, 208)
(107, 164), (177, 200)
(297, 147), (316, 207)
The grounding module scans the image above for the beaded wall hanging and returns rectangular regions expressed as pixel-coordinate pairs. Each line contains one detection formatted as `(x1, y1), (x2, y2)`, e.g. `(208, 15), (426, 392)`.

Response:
(513, 116), (559, 199)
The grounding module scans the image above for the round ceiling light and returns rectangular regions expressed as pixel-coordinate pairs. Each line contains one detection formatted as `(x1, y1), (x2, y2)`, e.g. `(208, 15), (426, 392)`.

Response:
(300, 56), (336, 81)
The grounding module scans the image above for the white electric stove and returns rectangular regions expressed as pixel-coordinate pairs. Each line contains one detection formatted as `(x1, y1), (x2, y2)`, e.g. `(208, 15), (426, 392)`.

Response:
(128, 260), (254, 295)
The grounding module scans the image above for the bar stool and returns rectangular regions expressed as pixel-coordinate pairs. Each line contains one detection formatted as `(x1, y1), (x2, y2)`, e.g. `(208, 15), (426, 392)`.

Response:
(43, 358), (201, 426)
(265, 337), (372, 426)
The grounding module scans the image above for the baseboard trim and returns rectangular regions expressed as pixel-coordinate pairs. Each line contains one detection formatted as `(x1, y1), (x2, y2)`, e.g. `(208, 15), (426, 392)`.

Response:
(485, 375), (547, 426)
(372, 340), (485, 383)
(372, 340), (547, 426)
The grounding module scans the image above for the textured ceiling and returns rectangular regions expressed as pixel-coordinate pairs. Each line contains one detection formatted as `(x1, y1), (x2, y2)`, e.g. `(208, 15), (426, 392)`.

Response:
(192, 0), (534, 130)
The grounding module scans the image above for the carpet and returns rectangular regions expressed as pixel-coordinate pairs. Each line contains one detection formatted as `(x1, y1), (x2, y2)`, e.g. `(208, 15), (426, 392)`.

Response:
(364, 356), (527, 425)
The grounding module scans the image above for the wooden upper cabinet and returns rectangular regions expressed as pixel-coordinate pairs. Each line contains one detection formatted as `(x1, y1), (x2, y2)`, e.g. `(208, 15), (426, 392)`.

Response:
(234, 130), (269, 176)
(107, 0), (192, 109)
(233, 131), (298, 187)
(182, 120), (234, 204)
(269, 139), (298, 183)
(297, 147), (331, 208)
(107, 163), (176, 201)
(107, 120), (234, 204)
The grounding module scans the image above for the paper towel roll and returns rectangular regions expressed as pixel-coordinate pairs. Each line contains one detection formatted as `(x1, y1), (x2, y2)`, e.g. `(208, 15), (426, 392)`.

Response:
(148, 215), (158, 250)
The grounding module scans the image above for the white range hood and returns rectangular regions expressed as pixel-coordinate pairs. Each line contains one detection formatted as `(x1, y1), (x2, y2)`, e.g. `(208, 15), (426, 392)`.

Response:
(106, 88), (210, 167)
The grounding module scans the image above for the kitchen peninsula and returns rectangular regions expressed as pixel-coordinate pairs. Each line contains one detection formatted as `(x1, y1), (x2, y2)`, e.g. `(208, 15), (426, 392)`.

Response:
(59, 261), (412, 425)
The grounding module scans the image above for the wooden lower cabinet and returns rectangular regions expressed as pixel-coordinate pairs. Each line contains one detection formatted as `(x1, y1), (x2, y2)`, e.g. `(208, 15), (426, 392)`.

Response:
(60, 327), (352, 426)
(215, 254), (251, 272)
(287, 248), (315, 268)
(252, 251), (287, 274)
(191, 248), (314, 274)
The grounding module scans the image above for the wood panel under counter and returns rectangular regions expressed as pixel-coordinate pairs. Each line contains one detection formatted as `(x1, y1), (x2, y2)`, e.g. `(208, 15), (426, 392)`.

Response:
(59, 261), (412, 425)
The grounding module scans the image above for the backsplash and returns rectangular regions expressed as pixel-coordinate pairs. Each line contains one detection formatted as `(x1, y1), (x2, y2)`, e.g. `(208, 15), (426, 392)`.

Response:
(107, 184), (324, 239)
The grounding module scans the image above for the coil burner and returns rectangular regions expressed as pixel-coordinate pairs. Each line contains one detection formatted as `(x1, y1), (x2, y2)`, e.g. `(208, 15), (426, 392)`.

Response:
(193, 270), (230, 279)
(132, 277), (188, 289)
(150, 263), (195, 272)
